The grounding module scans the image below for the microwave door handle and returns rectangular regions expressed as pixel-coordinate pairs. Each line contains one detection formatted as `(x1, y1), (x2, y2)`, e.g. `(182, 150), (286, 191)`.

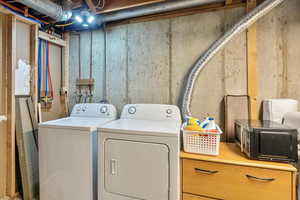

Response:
(246, 174), (275, 182)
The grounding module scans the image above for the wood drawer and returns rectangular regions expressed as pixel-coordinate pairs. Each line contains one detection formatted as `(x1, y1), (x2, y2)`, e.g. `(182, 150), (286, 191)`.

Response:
(183, 193), (215, 200)
(182, 159), (292, 200)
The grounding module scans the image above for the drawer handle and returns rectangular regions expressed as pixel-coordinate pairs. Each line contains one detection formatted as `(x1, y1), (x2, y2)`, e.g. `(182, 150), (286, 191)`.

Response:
(246, 174), (275, 182)
(195, 168), (218, 175)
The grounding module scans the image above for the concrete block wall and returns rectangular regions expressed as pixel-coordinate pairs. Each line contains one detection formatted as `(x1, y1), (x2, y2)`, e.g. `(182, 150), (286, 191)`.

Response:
(69, 0), (300, 126)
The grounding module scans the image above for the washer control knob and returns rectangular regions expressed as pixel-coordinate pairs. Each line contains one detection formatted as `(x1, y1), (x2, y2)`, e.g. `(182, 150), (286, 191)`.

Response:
(128, 106), (136, 115)
(82, 105), (87, 112)
(100, 106), (108, 114)
(166, 109), (172, 114)
(76, 106), (81, 112)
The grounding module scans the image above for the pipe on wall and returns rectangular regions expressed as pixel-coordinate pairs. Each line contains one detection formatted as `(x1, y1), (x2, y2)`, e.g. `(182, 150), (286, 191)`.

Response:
(97, 0), (225, 24)
(181, 0), (286, 117)
(15, 0), (71, 21)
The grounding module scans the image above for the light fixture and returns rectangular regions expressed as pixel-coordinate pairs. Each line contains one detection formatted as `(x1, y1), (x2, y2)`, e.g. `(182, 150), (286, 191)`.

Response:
(74, 10), (96, 27)
(61, 10), (73, 21)
(87, 15), (95, 24)
(75, 15), (83, 23)
(66, 11), (73, 20)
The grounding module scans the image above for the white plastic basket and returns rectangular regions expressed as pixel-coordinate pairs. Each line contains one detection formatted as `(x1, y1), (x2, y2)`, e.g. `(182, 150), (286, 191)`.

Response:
(182, 125), (223, 156)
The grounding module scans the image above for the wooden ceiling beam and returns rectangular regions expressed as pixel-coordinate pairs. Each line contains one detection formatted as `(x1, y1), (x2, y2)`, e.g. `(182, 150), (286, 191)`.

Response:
(106, 0), (246, 28)
(0, 1), (49, 24)
(226, 0), (234, 5)
(84, 0), (246, 14)
(71, 0), (84, 9)
(90, 0), (167, 14)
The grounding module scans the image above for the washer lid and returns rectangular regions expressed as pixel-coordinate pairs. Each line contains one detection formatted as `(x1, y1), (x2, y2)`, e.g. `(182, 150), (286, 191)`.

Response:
(99, 119), (181, 137)
(39, 117), (115, 131)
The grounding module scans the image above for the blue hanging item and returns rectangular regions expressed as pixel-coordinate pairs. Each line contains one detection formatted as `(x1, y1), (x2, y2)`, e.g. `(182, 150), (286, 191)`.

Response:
(38, 39), (43, 101)
(38, 39), (54, 104)
(45, 41), (49, 97)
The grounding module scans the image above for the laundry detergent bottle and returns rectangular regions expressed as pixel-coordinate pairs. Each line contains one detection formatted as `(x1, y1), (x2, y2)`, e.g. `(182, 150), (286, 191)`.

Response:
(200, 117), (217, 130)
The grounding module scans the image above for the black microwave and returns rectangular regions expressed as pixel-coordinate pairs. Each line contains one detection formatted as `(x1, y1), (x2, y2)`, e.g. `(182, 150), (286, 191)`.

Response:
(235, 120), (298, 163)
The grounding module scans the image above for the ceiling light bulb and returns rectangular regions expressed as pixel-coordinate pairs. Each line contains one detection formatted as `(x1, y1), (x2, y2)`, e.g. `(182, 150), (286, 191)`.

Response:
(87, 15), (95, 24)
(67, 11), (73, 19)
(75, 15), (83, 23)
(61, 11), (73, 21)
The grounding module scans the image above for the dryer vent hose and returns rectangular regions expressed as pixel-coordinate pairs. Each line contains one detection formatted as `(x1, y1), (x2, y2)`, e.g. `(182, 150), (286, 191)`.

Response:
(181, 0), (286, 117)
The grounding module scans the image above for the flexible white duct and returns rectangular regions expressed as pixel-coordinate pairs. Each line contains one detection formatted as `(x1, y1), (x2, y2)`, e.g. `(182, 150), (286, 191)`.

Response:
(181, 0), (286, 117)
(15, 0), (71, 21)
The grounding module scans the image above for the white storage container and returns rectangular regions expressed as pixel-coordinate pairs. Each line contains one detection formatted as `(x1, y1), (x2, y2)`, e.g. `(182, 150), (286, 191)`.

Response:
(263, 99), (298, 123)
(182, 126), (222, 156)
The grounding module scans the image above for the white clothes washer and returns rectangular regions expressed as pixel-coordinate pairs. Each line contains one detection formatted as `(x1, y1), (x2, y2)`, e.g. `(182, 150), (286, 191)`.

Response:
(98, 104), (182, 200)
(39, 103), (117, 200)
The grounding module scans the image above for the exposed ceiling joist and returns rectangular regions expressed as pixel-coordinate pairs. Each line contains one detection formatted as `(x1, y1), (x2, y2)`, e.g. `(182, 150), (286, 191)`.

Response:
(71, 0), (84, 9)
(84, 0), (168, 14)
(106, 0), (245, 27)
(0, 0), (252, 30)
(94, 0), (167, 14)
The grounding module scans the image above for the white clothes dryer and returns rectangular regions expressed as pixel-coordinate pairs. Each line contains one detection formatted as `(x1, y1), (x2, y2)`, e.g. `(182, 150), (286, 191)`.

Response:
(98, 104), (182, 200)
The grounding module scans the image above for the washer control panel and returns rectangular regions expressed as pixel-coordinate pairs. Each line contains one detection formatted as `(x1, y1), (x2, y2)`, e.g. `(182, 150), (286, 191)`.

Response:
(71, 103), (117, 119)
(100, 105), (108, 114)
(121, 104), (181, 122)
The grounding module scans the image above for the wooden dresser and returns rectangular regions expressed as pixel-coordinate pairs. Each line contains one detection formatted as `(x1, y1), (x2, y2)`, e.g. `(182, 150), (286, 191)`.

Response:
(181, 143), (297, 200)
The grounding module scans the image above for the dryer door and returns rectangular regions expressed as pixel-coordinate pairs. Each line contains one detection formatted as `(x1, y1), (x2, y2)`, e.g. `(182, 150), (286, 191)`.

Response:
(105, 139), (169, 200)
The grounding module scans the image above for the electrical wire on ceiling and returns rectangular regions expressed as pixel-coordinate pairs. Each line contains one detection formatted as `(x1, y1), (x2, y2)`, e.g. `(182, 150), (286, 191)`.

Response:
(95, 0), (105, 9)
(85, 0), (105, 12)
(54, 21), (75, 27)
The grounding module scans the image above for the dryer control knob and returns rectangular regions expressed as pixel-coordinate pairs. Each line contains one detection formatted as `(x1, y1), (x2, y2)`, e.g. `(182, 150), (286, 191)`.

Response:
(128, 106), (136, 114)
(100, 106), (108, 114)
(166, 109), (172, 114)
(76, 106), (81, 112)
